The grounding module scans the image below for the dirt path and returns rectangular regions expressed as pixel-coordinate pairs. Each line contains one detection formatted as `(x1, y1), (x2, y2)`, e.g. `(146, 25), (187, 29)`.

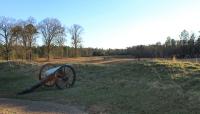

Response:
(0, 98), (86, 114)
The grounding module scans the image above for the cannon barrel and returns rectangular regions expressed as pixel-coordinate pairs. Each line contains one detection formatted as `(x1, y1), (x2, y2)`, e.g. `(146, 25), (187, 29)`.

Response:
(17, 76), (52, 95)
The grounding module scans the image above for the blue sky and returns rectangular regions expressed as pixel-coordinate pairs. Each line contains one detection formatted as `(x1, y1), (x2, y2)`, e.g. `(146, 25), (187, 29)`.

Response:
(1, 0), (200, 48)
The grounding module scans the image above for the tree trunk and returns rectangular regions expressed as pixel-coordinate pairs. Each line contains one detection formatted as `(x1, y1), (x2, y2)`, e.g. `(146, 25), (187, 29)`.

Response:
(5, 45), (9, 61)
(6, 49), (9, 61)
(29, 43), (32, 62)
(47, 45), (50, 61)
(75, 44), (77, 57)
(29, 49), (32, 62)
(5, 39), (9, 61)
(61, 46), (63, 58)
(25, 48), (28, 60)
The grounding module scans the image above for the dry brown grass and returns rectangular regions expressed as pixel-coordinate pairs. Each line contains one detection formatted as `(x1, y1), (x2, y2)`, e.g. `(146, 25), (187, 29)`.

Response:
(34, 56), (136, 65)
(1, 59), (200, 113)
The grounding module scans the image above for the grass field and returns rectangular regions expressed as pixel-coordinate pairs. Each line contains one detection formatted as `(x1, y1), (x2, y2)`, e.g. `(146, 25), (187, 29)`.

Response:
(1, 58), (200, 114)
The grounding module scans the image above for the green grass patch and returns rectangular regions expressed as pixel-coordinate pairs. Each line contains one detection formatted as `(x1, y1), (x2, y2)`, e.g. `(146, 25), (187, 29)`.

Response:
(1, 60), (200, 114)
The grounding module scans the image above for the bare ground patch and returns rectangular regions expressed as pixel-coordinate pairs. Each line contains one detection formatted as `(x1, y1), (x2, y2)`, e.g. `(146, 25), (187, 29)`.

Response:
(0, 98), (86, 114)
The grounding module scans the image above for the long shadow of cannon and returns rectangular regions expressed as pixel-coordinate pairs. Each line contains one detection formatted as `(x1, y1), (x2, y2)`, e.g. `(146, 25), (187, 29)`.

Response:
(18, 64), (76, 95)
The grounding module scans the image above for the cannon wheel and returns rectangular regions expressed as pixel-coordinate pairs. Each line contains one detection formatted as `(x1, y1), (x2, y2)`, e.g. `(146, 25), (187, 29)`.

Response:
(39, 63), (56, 87)
(55, 65), (76, 89)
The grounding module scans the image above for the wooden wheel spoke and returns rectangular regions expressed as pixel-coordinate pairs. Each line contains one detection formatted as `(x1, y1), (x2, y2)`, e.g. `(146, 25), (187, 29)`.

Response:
(55, 65), (76, 89)
(39, 64), (76, 89)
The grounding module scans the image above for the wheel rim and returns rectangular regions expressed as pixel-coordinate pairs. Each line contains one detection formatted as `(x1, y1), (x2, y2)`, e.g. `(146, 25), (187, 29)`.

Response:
(39, 63), (56, 87)
(55, 65), (76, 89)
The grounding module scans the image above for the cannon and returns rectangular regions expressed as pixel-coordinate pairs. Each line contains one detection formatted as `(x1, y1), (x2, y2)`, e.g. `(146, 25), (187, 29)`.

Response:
(18, 64), (76, 95)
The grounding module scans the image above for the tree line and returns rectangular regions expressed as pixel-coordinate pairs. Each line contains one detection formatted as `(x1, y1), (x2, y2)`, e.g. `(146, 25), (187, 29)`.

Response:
(101, 30), (200, 58)
(0, 16), (84, 61)
(125, 30), (200, 58)
(88, 30), (200, 59)
(1, 16), (200, 60)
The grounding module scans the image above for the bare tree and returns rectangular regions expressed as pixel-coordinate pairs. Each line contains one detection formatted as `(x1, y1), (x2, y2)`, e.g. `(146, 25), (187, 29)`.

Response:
(24, 23), (37, 61)
(11, 17), (37, 61)
(68, 24), (83, 57)
(38, 18), (65, 61)
(11, 25), (22, 45)
(55, 36), (66, 58)
(11, 25), (23, 59)
(0, 17), (15, 61)
(25, 17), (37, 61)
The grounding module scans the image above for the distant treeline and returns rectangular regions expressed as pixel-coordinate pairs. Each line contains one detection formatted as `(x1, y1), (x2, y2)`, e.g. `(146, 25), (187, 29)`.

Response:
(0, 15), (199, 60)
(93, 29), (200, 59)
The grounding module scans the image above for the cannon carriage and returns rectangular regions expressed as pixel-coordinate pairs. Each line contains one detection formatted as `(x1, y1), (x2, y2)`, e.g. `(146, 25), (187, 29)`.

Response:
(18, 64), (76, 95)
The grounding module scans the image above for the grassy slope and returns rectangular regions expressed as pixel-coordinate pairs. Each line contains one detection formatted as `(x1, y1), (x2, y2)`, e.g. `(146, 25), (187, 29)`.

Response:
(0, 60), (200, 114)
